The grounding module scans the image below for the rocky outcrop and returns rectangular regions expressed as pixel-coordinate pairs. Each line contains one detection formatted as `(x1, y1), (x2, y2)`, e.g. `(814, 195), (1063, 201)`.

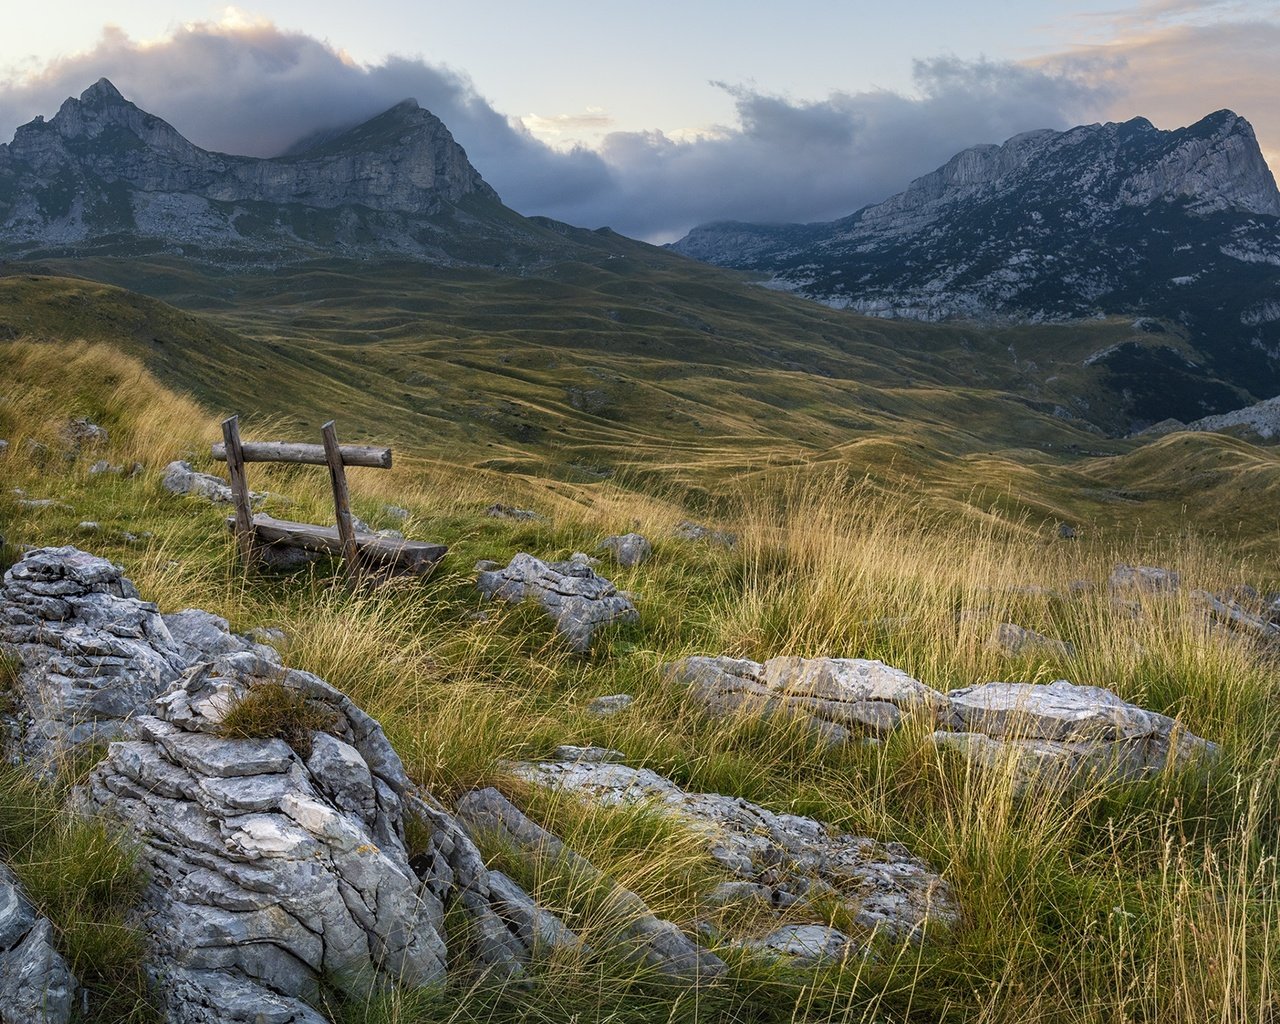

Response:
(476, 553), (638, 652)
(669, 656), (944, 744)
(161, 460), (261, 504)
(1109, 564), (1180, 593)
(0, 865), (76, 1024)
(509, 761), (956, 947)
(0, 546), (186, 766)
(933, 679), (1217, 784)
(456, 788), (719, 978)
(0, 547), (576, 1022)
(597, 533), (652, 567)
(989, 623), (1075, 659)
(0, 79), (499, 261)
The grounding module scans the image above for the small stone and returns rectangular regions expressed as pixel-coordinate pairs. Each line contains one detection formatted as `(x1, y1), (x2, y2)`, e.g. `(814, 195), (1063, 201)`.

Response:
(60, 417), (108, 450)
(485, 503), (544, 522)
(383, 505), (410, 521)
(89, 459), (123, 475)
(675, 520), (737, 547)
(587, 694), (634, 717)
(1109, 564), (1180, 593)
(598, 533), (653, 567)
(989, 623), (1075, 658)
(76, 521), (100, 534)
(551, 745), (625, 763)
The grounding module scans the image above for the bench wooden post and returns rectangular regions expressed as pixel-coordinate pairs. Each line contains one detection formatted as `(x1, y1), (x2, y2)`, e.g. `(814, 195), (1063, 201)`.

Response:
(321, 420), (360, 583)
(221, 415), (255, 566)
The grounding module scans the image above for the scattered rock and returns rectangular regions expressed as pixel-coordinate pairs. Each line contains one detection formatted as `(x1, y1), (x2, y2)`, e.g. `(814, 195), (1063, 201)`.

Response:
(15, 498), (72, 512)
(587, 694), (634, 717)
(934, 679), (1216, 785)
(161, 461), (258, 505)
(511, 761), (956, 944)
(750, 924), (856, 963)
(1191, 589), (1280, 641)
(89, 459), (120, 476)
(0, 864), (77, 1024)
(675, 520), (737, 547)
(59, 417), (107, 452)
(476, 553), (638, 653)
(485, 503), (544, 523)
(669, 656), (944, 744)
(383, 505), (410, 522)
(1057, 522), (1077, 539)
(0, 548), (578, 1022)
(456, 787), (720, 978)
(0, 440), (8, 456)
(989, 623), (1075, 659)
(0, 547), (185, 766)
(551, 745), (626, 763)
(598, 533), (652, 567)
(1109, 564), (1180, 593)
(76, 521), (100, 534)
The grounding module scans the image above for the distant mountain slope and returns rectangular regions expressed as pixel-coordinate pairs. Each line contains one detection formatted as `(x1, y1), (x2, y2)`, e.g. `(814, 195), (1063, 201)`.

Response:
(0, 79), (573, 265)
(671, 112), (1280, 424)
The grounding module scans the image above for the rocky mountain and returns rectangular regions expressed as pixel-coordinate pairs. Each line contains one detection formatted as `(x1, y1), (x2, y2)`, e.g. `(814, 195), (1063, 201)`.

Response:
(0, 79), (555, 264)
(672, 112), (1280, 423)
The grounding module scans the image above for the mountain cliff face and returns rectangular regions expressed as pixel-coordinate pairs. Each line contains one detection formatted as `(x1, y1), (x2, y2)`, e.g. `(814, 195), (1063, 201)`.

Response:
(672, 111), (1280, 423)
(0, 79), (527, 262)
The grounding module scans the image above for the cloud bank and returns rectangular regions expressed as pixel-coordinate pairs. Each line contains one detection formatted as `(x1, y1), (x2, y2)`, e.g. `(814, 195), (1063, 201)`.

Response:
(0, 14), (1273, 241)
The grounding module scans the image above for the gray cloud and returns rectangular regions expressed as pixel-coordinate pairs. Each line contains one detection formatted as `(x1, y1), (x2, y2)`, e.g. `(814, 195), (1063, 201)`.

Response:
(0, 19), (1113, 241)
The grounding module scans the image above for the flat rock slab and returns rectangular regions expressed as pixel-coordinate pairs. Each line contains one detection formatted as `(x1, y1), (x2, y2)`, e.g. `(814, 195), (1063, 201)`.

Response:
(477, 552), (638, 652)
(511, 760), (956, 945)
(934, 679), (1217, 784)
(669, 655), (944, 743)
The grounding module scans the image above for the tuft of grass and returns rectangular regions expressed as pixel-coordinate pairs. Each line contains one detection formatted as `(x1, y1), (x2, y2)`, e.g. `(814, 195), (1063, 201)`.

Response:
(218, 678), (340, 758)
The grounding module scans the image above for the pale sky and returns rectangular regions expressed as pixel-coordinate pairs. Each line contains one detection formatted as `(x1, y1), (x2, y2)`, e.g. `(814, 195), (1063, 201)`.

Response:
(0, 1), (1277, 239)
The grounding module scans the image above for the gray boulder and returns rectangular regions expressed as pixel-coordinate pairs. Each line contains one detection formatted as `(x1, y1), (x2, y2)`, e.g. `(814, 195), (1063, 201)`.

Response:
(511, 760), (956, 944)
(456, 787), (719, 978)
(0, 865), (77, 1024)
(597, 533), (652, 567)
(670, 655), (944, 744)
(476, 553), (638, 652)
(675, 520), (737, 547)
(934, 679), (1216, 784)
(989, 623), (1076, 659)
(0, 547), (186, 766)
(1109, 564), (1180, 593)
(162, 461), (263, 505)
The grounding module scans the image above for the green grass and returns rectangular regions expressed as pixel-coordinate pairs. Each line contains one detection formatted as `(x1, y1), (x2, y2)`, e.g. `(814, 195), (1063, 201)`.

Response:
(3, 300), (1280, 1020)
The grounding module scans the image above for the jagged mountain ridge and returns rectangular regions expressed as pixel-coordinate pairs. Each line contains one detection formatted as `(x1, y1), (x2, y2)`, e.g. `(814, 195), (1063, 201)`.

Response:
(0, 79), (559, 263)
(672, 112), (1280, 423)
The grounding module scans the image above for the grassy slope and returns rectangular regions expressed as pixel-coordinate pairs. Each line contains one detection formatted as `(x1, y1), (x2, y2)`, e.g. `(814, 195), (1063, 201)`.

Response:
(3, 341), (1280, 1024)
(2, 257), (1279, 559)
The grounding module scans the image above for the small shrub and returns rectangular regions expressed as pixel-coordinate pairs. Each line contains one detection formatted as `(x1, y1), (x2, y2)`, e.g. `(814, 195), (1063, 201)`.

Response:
(218, 679), (339, 758)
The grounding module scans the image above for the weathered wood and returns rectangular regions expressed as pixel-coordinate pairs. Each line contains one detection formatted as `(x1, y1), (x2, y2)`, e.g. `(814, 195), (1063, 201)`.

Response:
(322, 420), (360, 583)
(221, 416), (255, 566)
(211, 441), (392, 469)
(227, 514), (447, 575)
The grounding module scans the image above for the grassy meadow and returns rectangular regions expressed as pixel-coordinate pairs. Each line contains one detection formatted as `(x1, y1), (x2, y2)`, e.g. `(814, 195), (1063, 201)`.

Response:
(3, 335), (1280, 1023)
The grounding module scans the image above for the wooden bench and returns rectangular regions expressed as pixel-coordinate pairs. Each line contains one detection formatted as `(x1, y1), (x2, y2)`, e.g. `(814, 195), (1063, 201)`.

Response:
(213, 416), (447, 581)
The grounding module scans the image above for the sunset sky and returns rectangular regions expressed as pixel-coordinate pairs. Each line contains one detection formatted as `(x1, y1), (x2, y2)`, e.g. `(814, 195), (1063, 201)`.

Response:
(1, 1), (1276, 240)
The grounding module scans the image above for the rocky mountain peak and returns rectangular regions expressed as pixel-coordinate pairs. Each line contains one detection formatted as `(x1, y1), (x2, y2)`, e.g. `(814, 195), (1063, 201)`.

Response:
(0, 80), (505, 260)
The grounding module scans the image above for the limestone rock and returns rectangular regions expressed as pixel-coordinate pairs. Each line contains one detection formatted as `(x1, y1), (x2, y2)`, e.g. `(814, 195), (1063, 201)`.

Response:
(1109, 564), (1180, 593)
(456, 787), (719, 978)
(0, 546), (185, 765)
(934, 679), (1216, 783)
(512, 761), (956, 943)
(598, 533), (652, 567)
(586, 694), (634, 717)
(485, 504), (544, 522)
(989, 623), (1076, 659)
(551, 745), (626, 763)
(670, 655), (944, 744)
(750, 924), (856, 963)
(476, 553), (638, 652)
(0, 865), (77, 1024)
(163, 461), (233, 503)
(675, 521), (737, 547)
(59, 417), (107, 452)
(1190, 589), (1280, 641)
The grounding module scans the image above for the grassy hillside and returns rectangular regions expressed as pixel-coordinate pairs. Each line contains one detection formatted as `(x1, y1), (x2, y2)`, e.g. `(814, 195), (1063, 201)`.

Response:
(3, 338), (1280, 1023)
(3, 256), (1280, 560)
